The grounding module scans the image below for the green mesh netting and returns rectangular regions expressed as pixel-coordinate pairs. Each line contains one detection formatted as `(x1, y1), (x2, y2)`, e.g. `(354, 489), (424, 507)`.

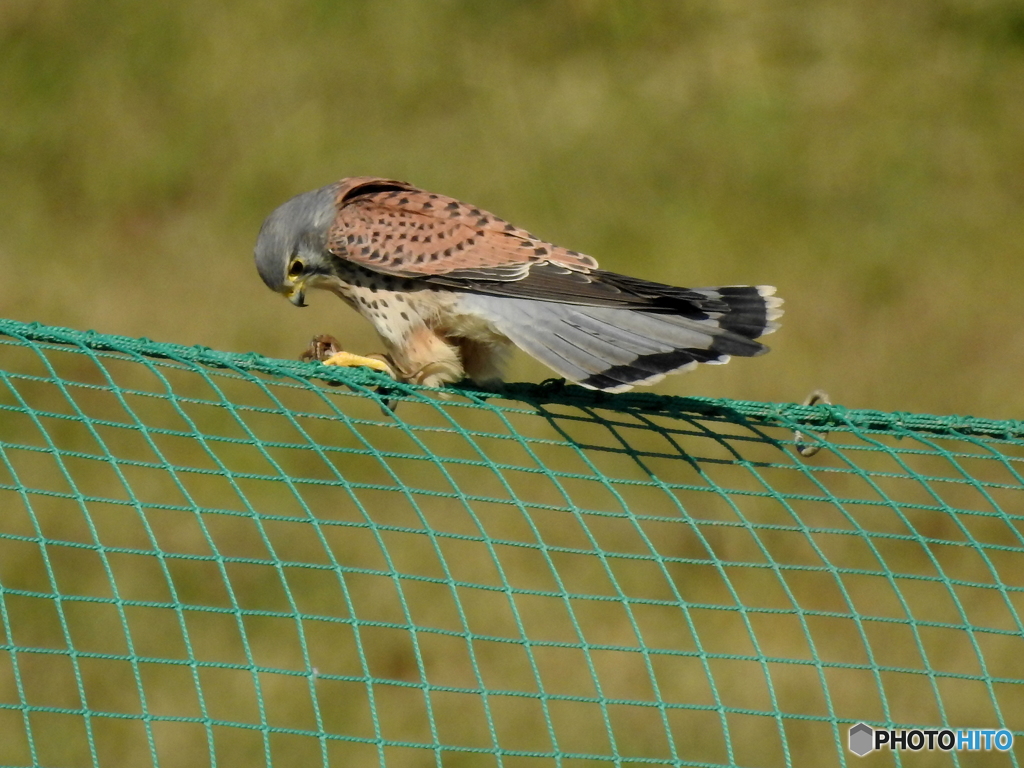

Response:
(0, 316), (1022, 768)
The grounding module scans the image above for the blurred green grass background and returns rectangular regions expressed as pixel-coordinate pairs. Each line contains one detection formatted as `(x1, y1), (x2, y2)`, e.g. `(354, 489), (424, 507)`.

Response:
(2, 2), (1024, 767)
(2, 0), (1023, 417)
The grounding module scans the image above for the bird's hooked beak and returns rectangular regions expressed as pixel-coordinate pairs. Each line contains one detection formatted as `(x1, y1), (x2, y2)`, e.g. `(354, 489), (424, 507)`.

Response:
(287, 280), (308, 308)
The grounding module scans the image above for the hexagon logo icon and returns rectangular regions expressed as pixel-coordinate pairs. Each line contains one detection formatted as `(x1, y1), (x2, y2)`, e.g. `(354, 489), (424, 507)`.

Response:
(849, 722), (874, 756)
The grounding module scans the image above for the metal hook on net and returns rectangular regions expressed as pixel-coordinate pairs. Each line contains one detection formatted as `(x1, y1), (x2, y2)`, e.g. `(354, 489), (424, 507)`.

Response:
(795, 389), (831, 457)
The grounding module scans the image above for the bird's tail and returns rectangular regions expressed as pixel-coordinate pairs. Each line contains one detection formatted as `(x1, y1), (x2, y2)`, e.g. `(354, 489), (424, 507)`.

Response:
(464, 286), (782, 392)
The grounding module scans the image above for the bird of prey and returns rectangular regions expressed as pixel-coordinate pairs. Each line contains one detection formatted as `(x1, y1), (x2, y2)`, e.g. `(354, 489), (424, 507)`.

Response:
(255, 177), (782, 393)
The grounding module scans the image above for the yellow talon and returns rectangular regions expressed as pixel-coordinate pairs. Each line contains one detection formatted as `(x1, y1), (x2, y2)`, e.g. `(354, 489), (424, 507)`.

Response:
(322, 351), (396, 378)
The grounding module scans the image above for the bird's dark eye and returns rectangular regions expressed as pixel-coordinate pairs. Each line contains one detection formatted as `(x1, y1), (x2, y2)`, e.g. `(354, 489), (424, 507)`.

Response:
(287, 259), (305, 279)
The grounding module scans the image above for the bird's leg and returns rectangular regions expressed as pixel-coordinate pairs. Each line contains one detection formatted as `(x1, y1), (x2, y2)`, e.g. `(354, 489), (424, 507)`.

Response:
(301, 334), (403, 412)
(300, 335), (398, 380)
(407, 361), (459, 389)
(323, 351), (397, 378)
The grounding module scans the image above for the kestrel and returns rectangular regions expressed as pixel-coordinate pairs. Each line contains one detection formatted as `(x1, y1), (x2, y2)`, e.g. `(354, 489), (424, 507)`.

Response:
(255, 177), (782, 393)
